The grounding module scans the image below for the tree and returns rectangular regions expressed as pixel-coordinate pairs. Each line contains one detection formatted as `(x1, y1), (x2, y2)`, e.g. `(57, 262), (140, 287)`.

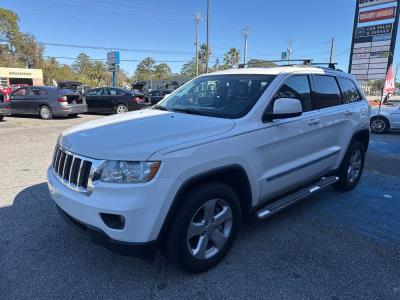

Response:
(154, 63), (172, 79)
(134, 57), (156, 80)
(223, 48), (240, 68)
(73, 53), (92, 75)
(180, 58), (197, 78)
(198, 43), (211, 73)
(0, 8), (44, 68)
(247, 59), (277, 68)
(88, 60), (108, 86)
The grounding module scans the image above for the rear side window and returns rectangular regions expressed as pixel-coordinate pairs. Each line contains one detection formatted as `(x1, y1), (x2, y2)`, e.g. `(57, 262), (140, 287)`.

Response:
(31, 88), (48, 96)
(337, 78), (361, 103)
(12, 88), (29, 96)
(312, 75), (342, 109)
(275, 75), (312, 112)
(86, 89), (103, 96)
(106, 89), (124, 96)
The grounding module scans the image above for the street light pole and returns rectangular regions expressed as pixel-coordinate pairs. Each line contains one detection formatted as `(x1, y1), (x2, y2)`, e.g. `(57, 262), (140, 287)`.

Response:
(287, 38), (293, 65)
(242, 26), (250, 67)
(205, 0), (210, 73)
(195, 13), (201, 77)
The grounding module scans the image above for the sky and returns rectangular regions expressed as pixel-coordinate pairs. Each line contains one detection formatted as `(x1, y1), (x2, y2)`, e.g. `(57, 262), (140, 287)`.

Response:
(1, 0), (399, 75)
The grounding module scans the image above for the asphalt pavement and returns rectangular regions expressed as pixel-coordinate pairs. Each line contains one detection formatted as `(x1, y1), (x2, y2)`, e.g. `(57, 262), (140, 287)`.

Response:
(0, 115), (399, 299)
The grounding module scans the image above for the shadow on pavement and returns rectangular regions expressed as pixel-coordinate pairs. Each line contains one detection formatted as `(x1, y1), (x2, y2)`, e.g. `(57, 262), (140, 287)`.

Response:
(1, 175), (400, 298)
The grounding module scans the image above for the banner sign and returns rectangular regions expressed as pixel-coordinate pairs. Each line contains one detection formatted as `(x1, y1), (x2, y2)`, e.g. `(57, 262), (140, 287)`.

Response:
(359, 0), (397, 8)
(349, 0), (400, 81)
(107, 51), (120, 65)
(358, 7), (396, 23)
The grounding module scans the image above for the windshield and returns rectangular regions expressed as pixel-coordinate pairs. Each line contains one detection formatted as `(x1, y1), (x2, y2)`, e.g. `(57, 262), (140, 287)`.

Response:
(155, 74), (276, 118)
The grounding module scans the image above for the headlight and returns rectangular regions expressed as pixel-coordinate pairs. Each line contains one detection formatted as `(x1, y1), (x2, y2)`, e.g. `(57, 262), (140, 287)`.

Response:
(94, 161), (161, 184)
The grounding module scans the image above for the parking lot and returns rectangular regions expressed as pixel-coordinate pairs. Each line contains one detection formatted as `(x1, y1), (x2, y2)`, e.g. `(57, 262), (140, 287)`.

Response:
(0, 115), (399, 299)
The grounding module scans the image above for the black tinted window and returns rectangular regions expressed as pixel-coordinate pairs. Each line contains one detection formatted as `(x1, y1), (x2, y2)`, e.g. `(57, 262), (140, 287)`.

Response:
(313, 75), (342, 109)
(337, 78), (361, 103)
(86, 89), (103, 96)
(275, 75), (312, 112)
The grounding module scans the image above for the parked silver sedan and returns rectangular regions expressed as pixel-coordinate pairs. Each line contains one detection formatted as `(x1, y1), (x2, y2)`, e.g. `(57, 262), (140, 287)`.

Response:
(370, 101), (400, 133)
(9, 86), (87, 120)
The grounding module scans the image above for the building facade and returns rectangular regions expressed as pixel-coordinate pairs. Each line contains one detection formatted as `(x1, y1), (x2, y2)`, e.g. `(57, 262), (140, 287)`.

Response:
(0, 67), (43, 88)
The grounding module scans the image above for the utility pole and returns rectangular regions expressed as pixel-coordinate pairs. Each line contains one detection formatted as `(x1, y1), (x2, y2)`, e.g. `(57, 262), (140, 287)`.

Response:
(205, 0), (210, 73)
(287, 38), (293, 65)
(194, 13), (201, 77)
(242, 26), (250, 67)
(329, 38), (335, 64)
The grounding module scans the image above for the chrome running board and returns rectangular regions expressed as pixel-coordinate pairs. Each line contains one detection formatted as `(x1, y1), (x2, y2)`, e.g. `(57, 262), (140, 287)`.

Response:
(256, 176), (339, 220)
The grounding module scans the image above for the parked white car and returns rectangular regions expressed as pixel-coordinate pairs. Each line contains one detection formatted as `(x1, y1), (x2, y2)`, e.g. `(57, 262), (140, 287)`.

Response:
(47, 66), (370, 272)
(370, 101), (400, 133)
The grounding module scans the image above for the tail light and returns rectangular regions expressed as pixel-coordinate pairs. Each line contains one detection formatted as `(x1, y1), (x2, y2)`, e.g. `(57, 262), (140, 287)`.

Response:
(57, 96), (68, 105)
(132, 97), (143, 104)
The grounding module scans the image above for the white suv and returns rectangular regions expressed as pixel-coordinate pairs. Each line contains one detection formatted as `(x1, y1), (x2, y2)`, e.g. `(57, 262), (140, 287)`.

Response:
(47, 66), (370, 272)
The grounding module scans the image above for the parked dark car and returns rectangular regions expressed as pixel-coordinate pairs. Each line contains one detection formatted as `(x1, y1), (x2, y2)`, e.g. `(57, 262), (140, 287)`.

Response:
(9, 86), (88, 120)
(0, 92), (11, 121)
(146, 89), (174, 105)
(84, 87), (147, 114)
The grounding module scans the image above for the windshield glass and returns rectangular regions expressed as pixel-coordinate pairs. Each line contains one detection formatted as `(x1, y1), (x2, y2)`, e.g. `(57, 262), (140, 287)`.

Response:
(156, 74), (276, 118)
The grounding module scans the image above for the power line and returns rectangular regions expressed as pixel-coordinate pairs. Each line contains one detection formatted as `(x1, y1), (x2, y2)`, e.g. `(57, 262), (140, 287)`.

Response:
(51, 0), (193, 22)
(39, 42), (194, 55)
(44, 56), (189, 63)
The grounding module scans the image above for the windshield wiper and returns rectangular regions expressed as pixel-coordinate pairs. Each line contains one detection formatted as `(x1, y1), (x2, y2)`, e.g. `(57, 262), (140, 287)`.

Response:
(152, 105), (169, 111)
(171, 107), (206, 116)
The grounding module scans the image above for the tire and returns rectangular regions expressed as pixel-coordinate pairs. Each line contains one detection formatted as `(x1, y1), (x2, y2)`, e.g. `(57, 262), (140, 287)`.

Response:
(39, 105), (53, 120)
(68, 114), (78, 118)
(370, 116), (389, 134)
(161, 182), (241, 273)
(0, 116), (4, 121)
(115, 104), (128, 114)
(334, 141), (365, 191)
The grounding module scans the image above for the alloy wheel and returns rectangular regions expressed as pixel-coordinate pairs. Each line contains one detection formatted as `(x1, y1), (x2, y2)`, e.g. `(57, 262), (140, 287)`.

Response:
(371, 118), (386, 133)
(186, 198), (233, 260)
(347, 148), (362, 183)
(116, 105), (128, 114)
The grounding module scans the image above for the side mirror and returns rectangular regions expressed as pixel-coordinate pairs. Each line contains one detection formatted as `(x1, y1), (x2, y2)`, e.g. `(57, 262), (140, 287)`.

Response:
(263, 98), (302, 121)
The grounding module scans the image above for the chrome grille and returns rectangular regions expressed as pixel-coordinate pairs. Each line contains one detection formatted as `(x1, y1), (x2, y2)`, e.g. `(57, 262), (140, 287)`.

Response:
(52, 145), (96, 194)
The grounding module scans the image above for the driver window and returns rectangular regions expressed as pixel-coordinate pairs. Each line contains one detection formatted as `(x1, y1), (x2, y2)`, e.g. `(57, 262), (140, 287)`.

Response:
(275, 75), (312, 112)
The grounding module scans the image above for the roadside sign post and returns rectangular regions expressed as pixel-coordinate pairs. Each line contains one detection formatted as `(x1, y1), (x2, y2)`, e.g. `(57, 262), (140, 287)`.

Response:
(107, 51), (120, 87)
(349, 0), (400, 82)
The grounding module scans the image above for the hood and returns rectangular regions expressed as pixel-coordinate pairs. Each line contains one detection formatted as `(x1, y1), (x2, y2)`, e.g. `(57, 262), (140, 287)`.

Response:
(60, 109), (235, 161)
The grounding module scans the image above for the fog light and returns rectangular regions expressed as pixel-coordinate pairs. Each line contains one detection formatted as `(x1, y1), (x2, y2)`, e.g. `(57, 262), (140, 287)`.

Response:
(100, 213), (125, 230)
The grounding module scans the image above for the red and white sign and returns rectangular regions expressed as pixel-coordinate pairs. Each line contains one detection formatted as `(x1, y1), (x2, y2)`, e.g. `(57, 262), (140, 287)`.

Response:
(359, 7), (396, 23)
(383, 65), (395, 93)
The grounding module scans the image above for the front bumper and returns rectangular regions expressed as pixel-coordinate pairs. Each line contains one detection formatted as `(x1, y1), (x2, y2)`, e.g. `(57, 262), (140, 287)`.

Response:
(47, 167), (179, 244)
(54, 104), (88, 116)
(57, 205), (157, 257)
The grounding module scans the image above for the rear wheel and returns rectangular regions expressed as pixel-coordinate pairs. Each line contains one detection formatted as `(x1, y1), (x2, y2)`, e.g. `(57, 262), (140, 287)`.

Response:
(162, 182), (241, 273)
(68, 114), (78, 118)
(39, 105), (53, 120)
(115, 104), (128, 114)
(334, 141), (365, 191)
(0, 116), (4, 121)
(370, 116), (389, 134)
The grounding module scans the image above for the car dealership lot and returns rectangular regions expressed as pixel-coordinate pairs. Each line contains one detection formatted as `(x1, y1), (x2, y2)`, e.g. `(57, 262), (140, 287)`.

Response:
(0, 116), (399, 299)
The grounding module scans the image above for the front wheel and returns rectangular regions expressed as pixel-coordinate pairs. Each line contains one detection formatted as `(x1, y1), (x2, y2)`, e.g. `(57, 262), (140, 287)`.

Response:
(162, 182), (241, 273)
(334, 141), (365, 191)
(115, 104), (128, 114)
(39, 105), (53, 120)
(370, 116), (389, 134)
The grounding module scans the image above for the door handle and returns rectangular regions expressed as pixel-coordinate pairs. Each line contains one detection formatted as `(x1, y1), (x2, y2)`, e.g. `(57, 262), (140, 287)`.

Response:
(345, 110), (353, 116)
(308, 118), (320, 125)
